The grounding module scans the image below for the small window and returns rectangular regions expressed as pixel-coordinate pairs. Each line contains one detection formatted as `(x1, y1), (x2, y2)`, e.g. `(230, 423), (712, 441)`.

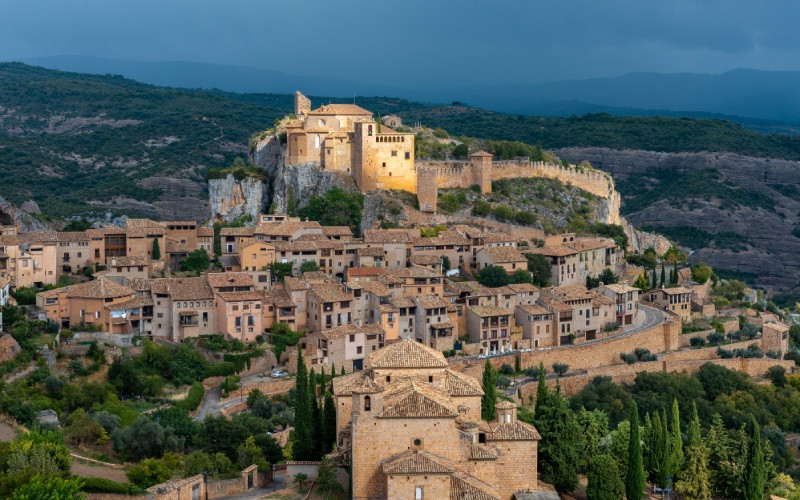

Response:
(391, 150), (397, 157)
(405, 152), (410, 159)
(364, 395), (371, 411)
(413, 438), (422, 446)
(386, 376), (391, 383)
(428, 376), (433, 383)
(415, 486), (423, 500)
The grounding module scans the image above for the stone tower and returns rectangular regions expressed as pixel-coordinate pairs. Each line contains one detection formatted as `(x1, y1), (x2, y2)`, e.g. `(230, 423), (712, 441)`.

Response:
(294, 91), (311, 118)
(470, 151), (493, 194)
(416, 168), (438, 213)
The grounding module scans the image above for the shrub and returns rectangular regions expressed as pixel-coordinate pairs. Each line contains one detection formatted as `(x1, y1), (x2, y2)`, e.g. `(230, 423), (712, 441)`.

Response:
(620, 353), (637, 365)
(496, 375), (511, 389)
(491, 204), (515, 221)
(690, 336), (706, 348)
(80, 477), (145, 495)
(552, 363), (569, 376)
(473, 200), (491, 216)
(127, 458), (174, 489)
(180, 382), (204, 412)
(499, 364), (515, 376)
(707, 332), (725, 345)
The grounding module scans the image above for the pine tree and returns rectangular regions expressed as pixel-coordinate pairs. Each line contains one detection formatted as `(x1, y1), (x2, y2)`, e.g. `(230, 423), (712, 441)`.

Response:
(292, 348), (313, 460)
(743, 416), (765, 500)
(322, 390), (337, 454)
(626, 401), (645, 500)
(676, 403), (711, 500)
(668, 399), (684, 480)
(481, 361), (497, 421)
(534, 362), (549, 420)
(151, 237), (161, 260)
(586, 454), (624, 500)
(660, 263), (666, 288)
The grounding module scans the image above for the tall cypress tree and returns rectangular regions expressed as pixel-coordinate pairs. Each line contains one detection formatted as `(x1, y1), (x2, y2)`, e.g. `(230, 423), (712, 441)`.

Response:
(668, 399), (684, 480)
(651, 266), (658, 289)
(687, 402), (701, 447)
(536, 390), (580, 492)
(655, 409), (670, 488)
(660, 263), (666, 288)
(481, 360), (497, 421)
(642, 413), (653, 476)
(340, 366), (345, 376)
(626, 401), (645, 500)
(310, 368), (323, 459)
(743, 416), (765, 500)
(534, 362), (549, 420)
(322, 390), (337, 454)
(672, 261), (679, 284)
(293, 348), (313, 460)
(676, 403), (711, 499)
(151, 237), (161, 260)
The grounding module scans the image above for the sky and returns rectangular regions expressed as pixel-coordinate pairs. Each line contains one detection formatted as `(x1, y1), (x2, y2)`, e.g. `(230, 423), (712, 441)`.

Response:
(2, 0), (800, 88)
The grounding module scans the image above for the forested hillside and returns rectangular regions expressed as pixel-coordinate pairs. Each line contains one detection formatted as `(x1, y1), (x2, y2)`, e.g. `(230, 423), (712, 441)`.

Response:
(0, 63), (282, 219)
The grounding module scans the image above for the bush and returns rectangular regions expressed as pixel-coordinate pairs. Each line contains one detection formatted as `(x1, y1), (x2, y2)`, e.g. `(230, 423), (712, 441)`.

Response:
(499, 364), (515, 376)
(620, 353), (637, 365)
(707, 332), (725, 345)
(491, 204), (515, 221)
(552, 363), (569, 376)
(127, 458), (174, 489)
(180, 382), (205, 412)
(496, 375), (511, 389)
(181, 249), (211, 273)
(473, 200), (491, 216)
(80, 477), (144, 495)
(690, 336), (706, 348)
(767, 365), (787, 387)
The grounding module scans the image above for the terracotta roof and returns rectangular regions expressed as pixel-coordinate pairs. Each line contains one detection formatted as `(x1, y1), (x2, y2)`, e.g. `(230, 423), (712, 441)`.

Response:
(126, 218), (164, 228)
(332, 371), (371, 396)
(412, 230), (470, 247)
(414, 295), (450, 309)
(356, 247), (384, 256)
(165, 277), (214, 301)
(107, 256), (149, 268)
(483, 233), (515, 244)
(283, 277), (309, 291)
(450, 473), (500, 500)
(321, 226), (353, 237)
(40, 278), (135, 300)
(468, 444), (499, 460)
(537, 297), (572, 312)
(380, 378), (458, 418)
(254, 220), (322, 237)
(602, 283), (640, 294)
(217, 291), (263, 302)
(409, 254), (441, 265)
(105, 294), (153, 309)
(350, 376), (384, 394)
(592, 295), (614, 306)
(363, 229), (414, 244)
(518, 304), (552, 316)
(347, 266), (386, 277)
(320, 323), (384, 340)
(377, 303), (399, 313)
(661, 286), (692, 294)
(17, 231), (58, 244)
(386, 266), (441, 279)
(430, 321), (454, 329)
(568, 237), (616, 252)
(308, 284), (352, 303)
(530, 245), (578, 257)
(219, 227), (255, 236)
(496, 400), (516, 410)
(382, 450), (453, 475)
(470, 150), (493, 157)
(366, 338), (447, 369)
(481, 246), (527, 263)
(444, 369), (483, 397)
(273, 240), (319, 252)
(56, 231), (90, 242)
(207, 272), (254, 289)
(390, 296), (415, 308)
(506, 283), (538, 293)
(307, 103), (372, 116)
(126, 278), (153, 292)
(197, 227), (214, 237)
(360, 281), (391, 297)
(546, 284), (596, 302)
(262, 289), (295, 308)
(487, 420), (541, 441)
(468, 305), (512, 317)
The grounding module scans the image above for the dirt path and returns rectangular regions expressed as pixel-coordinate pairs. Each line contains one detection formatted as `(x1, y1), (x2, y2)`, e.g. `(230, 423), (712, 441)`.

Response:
(70, 461), (129, 483)
(0, 421), (18, 442)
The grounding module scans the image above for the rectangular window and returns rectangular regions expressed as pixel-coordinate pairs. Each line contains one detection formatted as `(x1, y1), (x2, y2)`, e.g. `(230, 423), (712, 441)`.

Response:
(391, 150), (397, 157)
(415, 486), (423, 500)
(405, 152), (410, 159)
(235, 317), (242, 327)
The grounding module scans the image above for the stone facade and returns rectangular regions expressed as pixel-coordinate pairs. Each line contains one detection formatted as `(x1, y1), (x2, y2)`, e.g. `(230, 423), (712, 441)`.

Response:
(332, 339), (545, 499)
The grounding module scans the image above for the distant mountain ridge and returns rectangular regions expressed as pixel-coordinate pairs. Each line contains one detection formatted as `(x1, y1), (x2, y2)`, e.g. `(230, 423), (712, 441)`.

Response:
(21, 55), (800, 126)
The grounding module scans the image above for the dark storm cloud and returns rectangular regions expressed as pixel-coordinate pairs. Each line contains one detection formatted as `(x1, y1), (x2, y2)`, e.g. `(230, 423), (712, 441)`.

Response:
(1, 0), (799, 86)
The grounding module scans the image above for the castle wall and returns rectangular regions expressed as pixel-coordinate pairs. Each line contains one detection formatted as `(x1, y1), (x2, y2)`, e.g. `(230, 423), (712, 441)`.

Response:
(416, 168), (439, 213)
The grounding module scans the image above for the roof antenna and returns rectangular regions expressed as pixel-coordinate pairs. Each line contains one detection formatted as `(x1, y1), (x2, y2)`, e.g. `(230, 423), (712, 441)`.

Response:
(353, 93), (356, 105)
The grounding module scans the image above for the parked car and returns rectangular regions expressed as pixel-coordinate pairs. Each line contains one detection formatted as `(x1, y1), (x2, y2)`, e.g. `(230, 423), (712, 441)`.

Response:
(270, 370), (289, 378)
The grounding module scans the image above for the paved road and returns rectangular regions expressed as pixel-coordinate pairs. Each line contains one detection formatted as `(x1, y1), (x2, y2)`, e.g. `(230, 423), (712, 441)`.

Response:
(194, 385), (221, 421)
(451, 304), (667, 365)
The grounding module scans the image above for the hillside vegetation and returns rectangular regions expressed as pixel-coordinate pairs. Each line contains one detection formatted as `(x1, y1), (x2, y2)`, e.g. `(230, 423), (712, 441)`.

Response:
(0, 63), (282, 218)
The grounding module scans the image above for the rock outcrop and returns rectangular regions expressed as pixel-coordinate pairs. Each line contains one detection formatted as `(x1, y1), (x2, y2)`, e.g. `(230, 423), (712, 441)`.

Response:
(254, 134), (357, 214)
(0, 197), (52, 232)
(208, 175), (266, 224)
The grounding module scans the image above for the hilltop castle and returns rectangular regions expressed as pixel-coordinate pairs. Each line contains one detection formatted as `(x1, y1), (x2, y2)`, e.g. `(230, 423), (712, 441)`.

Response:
(282, 91), (619, 219)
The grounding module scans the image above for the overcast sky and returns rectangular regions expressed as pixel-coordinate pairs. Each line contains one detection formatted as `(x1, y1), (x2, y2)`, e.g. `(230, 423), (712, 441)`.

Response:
(2, 0), (799, 87)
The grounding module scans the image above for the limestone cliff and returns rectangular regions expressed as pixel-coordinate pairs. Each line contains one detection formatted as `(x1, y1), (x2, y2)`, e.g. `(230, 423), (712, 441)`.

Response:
(253, 134), (357, 214)
(208, 175), (266, 224)
(0, 197), (52, 232)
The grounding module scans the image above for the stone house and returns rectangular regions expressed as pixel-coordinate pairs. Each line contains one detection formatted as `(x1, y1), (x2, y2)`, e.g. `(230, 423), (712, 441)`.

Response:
(598, 282), (640, 326)
(475, 246), (527, 273)
(466, 305), (515, 354)
(762, 320), (790, 358)
(56, 231), (92, 274)
(646, 286), (692, 321)
(515, 304), (556, 348)
(37, 278), (137, 332)
(332, 339), (544, 500)
(215, 291), (263, 342)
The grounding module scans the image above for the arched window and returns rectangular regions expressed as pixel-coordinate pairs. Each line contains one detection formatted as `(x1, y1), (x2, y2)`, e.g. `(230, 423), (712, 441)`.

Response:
(364, 395), (371, 411)
(368, 125), (373, 137)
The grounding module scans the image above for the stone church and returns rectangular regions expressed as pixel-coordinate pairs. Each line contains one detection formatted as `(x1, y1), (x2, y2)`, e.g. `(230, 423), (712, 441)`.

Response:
(331, 338), (552, 499)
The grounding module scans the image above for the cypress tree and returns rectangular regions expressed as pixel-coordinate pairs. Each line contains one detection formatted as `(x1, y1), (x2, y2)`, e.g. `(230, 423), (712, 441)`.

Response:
(625, 401), (645, 500)
(310, 368), (323, 459)
(537, 390), (580, 492)
(676, 403), (711, 500)
(668, 399), (684, 479)
(660, 263), (666, 288)
(743, 416), (765, 500)
(329, 364), (335, 393)
(642, 413), (653, 475)
(515, 353), (521, 373)
(481, 360), (497, 421)
(651, 266), (658, 289)
(655, 409), (670, 488)
(151, 237), (161, 260)
(340, 366), (345, 376)
(587, 454), (624, 500)
(672, 261), (679, 284)
(534, 362), (549, 420)
(322, 390), (337, 455)
(293, 348), (313, 460)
